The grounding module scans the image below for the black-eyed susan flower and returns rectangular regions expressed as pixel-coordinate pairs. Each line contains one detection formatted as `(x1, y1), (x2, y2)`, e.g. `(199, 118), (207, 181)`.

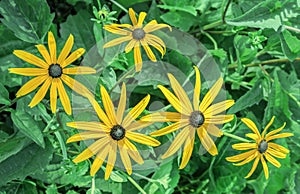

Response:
(103, 8), (171, 72)
(9, 32), (95, 115)
(226, 116), (293, 179)
(141, 66), (234, 169)
(67, 83), (160, 180)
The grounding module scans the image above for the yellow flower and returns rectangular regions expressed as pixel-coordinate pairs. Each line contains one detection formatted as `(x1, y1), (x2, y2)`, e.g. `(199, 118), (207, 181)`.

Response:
(103, 8), (171, 72)
(67, 83), (160, 180)
(141, 66), (234, 169)
(226, 117), (293, 179)
(9, 32), (96, 115)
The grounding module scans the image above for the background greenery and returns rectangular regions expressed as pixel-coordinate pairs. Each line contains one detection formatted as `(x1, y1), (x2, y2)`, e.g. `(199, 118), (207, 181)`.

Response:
(0, 0), (299, 193)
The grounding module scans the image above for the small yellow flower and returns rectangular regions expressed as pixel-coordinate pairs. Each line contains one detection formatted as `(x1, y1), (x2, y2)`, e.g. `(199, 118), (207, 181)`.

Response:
(226, 117), (293, 179)
(9, 32), (96, 115)
(67, 83), (160, 180)
(141, 66), (234, 169)
(103, 8), (171, 72)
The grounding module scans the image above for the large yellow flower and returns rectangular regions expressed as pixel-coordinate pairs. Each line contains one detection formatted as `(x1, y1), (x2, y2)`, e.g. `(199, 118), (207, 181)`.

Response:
(67, 83), (160, 180)
(226, 117), (293, 179)
(103, 8), (171, 72)
(9, 32), (95, 115)
(141, 66), (234, 169)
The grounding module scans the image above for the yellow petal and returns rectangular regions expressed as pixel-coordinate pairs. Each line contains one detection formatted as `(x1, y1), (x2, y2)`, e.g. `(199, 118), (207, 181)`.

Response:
(118, 143), (132, 175)
(140, 112), (184, 122)
(204, 100), (235, 116)
(9, 68), (47, 76)
(245, 133), (259, 141)
(226, 149), (257, 162)
(199, 77), (223, 113)
(141, 39), (157, 62)
(125, 39), (137, 53)
(126, 120), (153, 131)
(196, 127), (218, 156)
(193, 66), (201, 110)
(232, 143), (257, 150)
(63, 66), (96, 75)
(57, 79), (71, 115)
(28, 76), (52, 108)
(268, 142), (289, 154)
(204, 114), (234, 124)
(126, 131), (160, 146)
(13, 50), (48, 68)
(157, 85), (190, 115)
(104, 25), (131, 35)
(265, 152), (281, 168)
(67, 132), (106, 143)
(167, 73), (193, 113)
(150, 121), (189, 137)
(122, 94), (150, 128)
(105, 142), (117, 180)
(57, 34), (74, 64)
(66, 121), (110, 133)
(161, 126), (189, 159)
(146, 34), (166, 52)
(103, 36), (132, 48)
(60, 74), (93, 98)
(88, 98), (113, 128)
(36, 44), (51, 65)
(100, 85), (117, 125)
(48, 32), (57, 64)
(241, 118), (260, 137)
(266, 133), (293, 141)
(143, 22), (172, 33)
(129, 8), (137, 26)
(261, 155), (269, 179)
(265, 122), (286, 139)
(245, 155), (260, 178)
(179, 128), (195, 169)
(267, 148), (287, 159)
(50, 78), (58, 113)
(73, 137), (110, 163)
(145, 37), (165, 57)
(61, 48), (85, 68)
(137, 11), (147, 27)
(133, 44), (142, 72)
(116, 83), (126, 124)
(90, 145), (110, 176)
(233, 151), (258, 166)
(124, 138), (144, 164)
(206, 124), (223, 137)
(261, 116), (275, 138)
(16, 75), (48, 97)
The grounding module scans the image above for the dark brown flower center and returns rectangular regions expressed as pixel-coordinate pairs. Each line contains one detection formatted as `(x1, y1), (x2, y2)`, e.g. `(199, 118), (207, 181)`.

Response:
(132, 28), (145, 40)
(48, 64), (62, 78)
(110, 125), (126, 140)
(189, 111), (205, 128)
(258, 140), (268, 153)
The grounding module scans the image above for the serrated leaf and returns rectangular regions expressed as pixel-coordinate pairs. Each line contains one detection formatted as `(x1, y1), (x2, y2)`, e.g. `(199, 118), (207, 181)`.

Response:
(0, 140), (53, 186)
(0, 0), (54, 43)
(280, 30), (300, 60)
(11, 110), (45, 148)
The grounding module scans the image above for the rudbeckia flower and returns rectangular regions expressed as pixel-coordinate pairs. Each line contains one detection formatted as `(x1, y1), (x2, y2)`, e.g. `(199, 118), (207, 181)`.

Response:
(141, 66), (234, 169)
(9, 32), (96, 115)
(226, 116), (293, 179)
(103, 8), (171, 72)
(67, 83), (160, 180)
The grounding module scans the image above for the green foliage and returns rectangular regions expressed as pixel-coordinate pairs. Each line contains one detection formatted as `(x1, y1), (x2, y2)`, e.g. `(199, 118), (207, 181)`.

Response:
(0, 0), (299, 193)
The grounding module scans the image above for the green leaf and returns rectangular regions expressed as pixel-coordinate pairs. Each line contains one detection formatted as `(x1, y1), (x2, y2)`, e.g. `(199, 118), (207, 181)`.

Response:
(228, 79), (264, 113)
(0, 139), (53, 186)
(60, 10), (96, 51)
(0, 0), (54, 43)
(66, 0), (92, 5)
(11, 110), (45, 148)
(280, 30), (300, 60)
(160, 11), (196, 31)
(158, 5), (197, 16)
(227, 1), (299, 31)
(0, 134), (31, 163)
(0, 83), (10, 105)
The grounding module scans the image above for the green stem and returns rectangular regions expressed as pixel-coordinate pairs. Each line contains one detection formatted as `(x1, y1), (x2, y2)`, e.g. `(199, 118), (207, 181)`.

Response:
(0, 97), (19, 113)
(228, 58), (300, 69)
(109, 0), (128, 13)
(223, 132), (251, 143)
(202, 20), (224, 31)
(201, 30), (218, 49)
(109, 67), (135, 93)
(283, 25), (300, 33)
(91, 176), (96, 194)
(120, 171), (146, 194)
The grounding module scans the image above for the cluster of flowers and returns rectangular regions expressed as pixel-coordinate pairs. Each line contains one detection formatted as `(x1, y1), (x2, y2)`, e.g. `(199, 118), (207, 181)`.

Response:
(9, 8), (293, 180)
